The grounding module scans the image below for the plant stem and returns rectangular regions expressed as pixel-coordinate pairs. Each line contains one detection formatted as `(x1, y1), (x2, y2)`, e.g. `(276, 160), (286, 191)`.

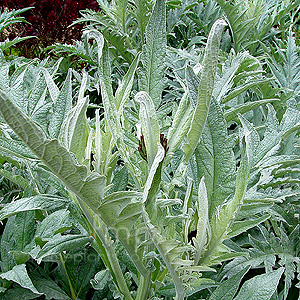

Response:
(135, 272), (152, 300)
(59, 252), (77, 300)
(141, 207), (186, 300)
(77, 199), (134, 300)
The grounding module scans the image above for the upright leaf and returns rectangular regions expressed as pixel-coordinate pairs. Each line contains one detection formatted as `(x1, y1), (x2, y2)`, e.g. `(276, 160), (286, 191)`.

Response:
(139, 0), (166, 108)
(182, 19), (227, 161)
(99, 43), (122, 142)
(84, 29), (104, 67)
(135, 91), (160, 167)
(194, 177), (209, 265)
(49, 69), (72, 139)
(266, 28), (300, 94)
(130, 0), (153, 44)
(188, 99), (236, 216)
(0, 89), (106, 210)
(199, 140), (250, 266)
(41, 68), (60, 103)
(115, 52), (141, 113)
(167, 92), (193, 155)
(239, 104), (280, 169)
(59, 96), (89, 163)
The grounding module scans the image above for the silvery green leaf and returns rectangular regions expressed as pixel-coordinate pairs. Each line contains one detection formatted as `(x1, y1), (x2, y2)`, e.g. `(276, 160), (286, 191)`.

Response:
(209, 267), (250, 300)
(99, 43), (122, 143)
(222, 78), (273, 104)
(194, 177), (209, 265)
(135, 91), (160, 167)
(167, 92), (193, 156)
(115, 52), (141, 113)
(15, 211), (35, 251)
(280, 98), (300, 139)
(188, 98), (236, 215)
(108, 166), (128, 194)
(234, 267), (284, 300)
(224, 98), (279, 122)
(139, 0), (166, 108)
(185, 65), (199, 109)
(90, 269), (112, 291)
(156, 198), (182, 208)
(142, 143), (165, 203)
(83, 29), (104, 66)
(35, 209), (74, 239)
(27, 70), (46, 116)
(35, 234), (93, 262)
(266, 28), (300, 93)
(182, 177), (193, 216)
(0, 212), (35, 270)
(0, 89), (106, 210)
(228, 215), (270, 238)
(213, 52), (241, 104)
(28, 58), (63, 117)
(0, 195), (70, 221)
(77, 71), (88, 100)
(49, 69), (73, 139)
(0, 169), (29, 190)
(1, 217), (17, 272)
(239, 104), (280, 169)
(141, 208), (186, 299)
(199, 140), (249, 266)
(9, 64), (27, 111)
(182, 19), (227, 161)
(0, 136), (37, 160)
(0, 264), (42, 295)
(98, 191), (142, 226)
(93, 109), (102, 173)
(41, 68), (59, 103)
(59, 96), (89, 163)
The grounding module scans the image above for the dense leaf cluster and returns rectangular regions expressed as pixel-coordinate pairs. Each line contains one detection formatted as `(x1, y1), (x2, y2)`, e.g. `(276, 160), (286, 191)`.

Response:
(0, 1), (300, 300)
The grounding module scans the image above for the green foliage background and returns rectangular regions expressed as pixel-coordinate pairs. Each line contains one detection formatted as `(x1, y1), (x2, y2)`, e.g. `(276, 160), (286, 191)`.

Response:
(0, 1), (300, 299)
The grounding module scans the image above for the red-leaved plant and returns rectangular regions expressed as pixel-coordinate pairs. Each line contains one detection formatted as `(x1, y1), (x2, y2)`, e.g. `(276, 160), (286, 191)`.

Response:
(1, 0), (98, 57)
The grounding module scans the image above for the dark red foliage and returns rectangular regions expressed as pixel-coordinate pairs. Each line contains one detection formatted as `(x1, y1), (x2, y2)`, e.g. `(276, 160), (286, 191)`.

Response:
(138, 134), (169, 162)
(138, 135), (148, 162)
(1, 0), (98, 56)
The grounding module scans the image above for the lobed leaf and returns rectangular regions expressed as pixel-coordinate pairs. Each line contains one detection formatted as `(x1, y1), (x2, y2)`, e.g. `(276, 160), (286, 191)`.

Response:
(0, 195), (70, 222)
(35, 234), (93, 263)
(199, 140), (249, 266)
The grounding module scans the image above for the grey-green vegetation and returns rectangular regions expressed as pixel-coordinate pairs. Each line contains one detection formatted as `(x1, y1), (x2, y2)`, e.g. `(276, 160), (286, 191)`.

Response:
(0, 1), (299, 299)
